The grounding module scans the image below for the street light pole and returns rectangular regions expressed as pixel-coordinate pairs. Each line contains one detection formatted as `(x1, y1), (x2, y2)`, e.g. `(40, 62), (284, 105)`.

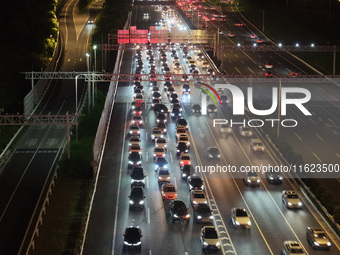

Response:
(86, 53), (91, 111)
(93, 45), (97, 72)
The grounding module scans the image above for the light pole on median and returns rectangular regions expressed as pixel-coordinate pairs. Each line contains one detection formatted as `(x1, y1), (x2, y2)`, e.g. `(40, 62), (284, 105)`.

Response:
(86, 53), (91, 111)
(93, 45), (97, 72)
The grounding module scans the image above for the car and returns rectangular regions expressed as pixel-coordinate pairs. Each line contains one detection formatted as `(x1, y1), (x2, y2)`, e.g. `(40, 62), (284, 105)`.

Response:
(169, 199), (190, 223)
(169, 92), (178, 101)
(243, 171), (260, 186)
(289, 72), (298, 76)
(239, 126), (253, 137)
(151, 127), (163, 141)
(282, 190), (302, 208)
(128, 152), (142, 168)
(157, 168), (171, 183)
(129, 136), (141, 146)
(196, 53), (204, 60)
(174, 62), (181, 69)
(178, 134), (190, 148)
(164, 81), (173, 90)
(257, 39), (263, 43)
(173, 56), (179, 62)
(200, 226), (221, 251)
(202, 61), (209, 68)
(156, 122), (167, 134)
(231, 207), (251, 229)
(235, 23), (244, 26)
(161, 183), (177, 200)
(180, 153), (191, 166)
(170, 97), (179, 104)
(282, 241), (306, 255)
(152, 91), (162, 100)
(265, 71), (273, 76)
(123, 226), (142, 250)
(87, 19), (94, 24)
(265, 170), (283, 184)
(207, 104), (217, 115)
(131, 115), (143, 126)
(151, 98), (161, 108)
(154, 103), (169, 115)
(150, 86), (160, 93)
(155, 137), (167, 150)
(134, 88), (143, 96)
(192, 104), (201, 114)
(176, 118), (188, 130)
(171, 102), (182, 111)
(207, 146), (221, 160)
(190, 190), (207, 206)
(176, 142), (188, 157)
(130, 167), (146, 188)
(134, 94), (143, 104)
(129, 186), (145, 209)
(306, 227), (331, 249)
(227, 33), (235, 37)
(219, 123), (232, 136)
(134, 84), (144, 93)
(129, 124), (140, 137)
(265, 64), (273, 69)
(187, 175), (204, 190)
(250, 139), (265, 153)
(163, 67), (171, 74)
(154, 157), (168, 171)
(175, 126), (187, 140)
(132, 106), (142, 116)
(166, 86), (175, 95)
(181, 74), (189, 82)
(153, 146), (166, 159)
(186, 56), (192, 63)
(193, 203), (213, 223)
(182, 84), (190, 94)
(250, 34), (256, 38)
(156, 113), (167, 123)
(206, 68), (216, 76)
(129, 144), (142, 155)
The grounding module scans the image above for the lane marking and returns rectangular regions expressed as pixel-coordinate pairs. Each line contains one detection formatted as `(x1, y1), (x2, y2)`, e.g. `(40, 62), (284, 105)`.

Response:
(247, 67), (255, 74)
(313, 152), (322, 163)
(234, 67), (241, 74)
(294, 133), (302, 142)
(315, 133), (324, 142)
(336, 153), (340, 159)
(147, 207), (150, 224)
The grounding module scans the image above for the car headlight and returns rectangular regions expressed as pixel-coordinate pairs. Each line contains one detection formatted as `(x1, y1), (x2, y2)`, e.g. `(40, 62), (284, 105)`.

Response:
(209, 216), (213, 219)
(139, 201), (144, 205)
(167, 176), (170, 179)
(314, 241), (320, 246)
(209, 154), (213, 158)
(161, 135), (163, 138)
(269, 176), (274, 180)
(164, 129), (167, 132)
(185, 214), (190, 218)
(164, 165), (167, 168)
(129, 161), (133, 164)
(173, 214), (178, 218)
(137, 131), (140, 134)
(327, 242), (331, 246)
(241, 132), (245, 135)
(216, 242), (221, 247)
(124, 241), (130, 245)
(189, 184), (193, 189)
(171, 113), (174, 116)
(261, 147), (264, 150)
(247, 179), (251, 183)
(257, 179), (260, 183)
(158, 177), (162, 179)
(248, 221), (251, 225)
(288, 202), (292, 206)
(298, 202), (302, 206)
(193, 200), (197, 204)
(249, 132), (253, 135)
(163, 154), (165, 157)
(203, 241), (208, 246)
(137, 161), (141, 164)
(130, 131), (132, 133)
(185, 150), (188, 152)
(279, 176), (283, 180)
(153, 154), (156, 157)
(129, 200), (133, 204)
(177, 149), (180, 152)
(155, 165), (159, 169)
(182, 173), (186, 177)
(136, 241), (141, 245)
(235, 220), (240, 225)
(217, 154), (221, 158)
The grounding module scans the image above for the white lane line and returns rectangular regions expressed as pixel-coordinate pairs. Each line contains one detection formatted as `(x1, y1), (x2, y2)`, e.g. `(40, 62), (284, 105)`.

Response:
(170, 152), (173, 162)
(234, 67), (241, 74)
(234, 54), (238, 58)
(328, 118), (335, 125)
(333, 130), (338, 135)
(146, 151), (148, 162)
(315, 133), (324, 142)
(147, 207), (150, 224)
(145, 132), (148, 141)
(309, 118), (316, 124)
(240, 60), (244, 64)
(313, 152), (322, 163)
(295, 133), (302, 142)
(146, 175), (149, 189)
(149, 250), (152, 255)
(243, 52), (257, 64)
(174, 177), (177, 190)
(145, 116), (148, 124)
(111, 104), (129, 255)
(247, 67), (255, 74)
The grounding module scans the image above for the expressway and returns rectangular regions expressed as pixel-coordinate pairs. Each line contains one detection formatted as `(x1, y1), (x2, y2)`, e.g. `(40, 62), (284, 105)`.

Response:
(0, 0), (98, 253)
(84, 2), (340, 255)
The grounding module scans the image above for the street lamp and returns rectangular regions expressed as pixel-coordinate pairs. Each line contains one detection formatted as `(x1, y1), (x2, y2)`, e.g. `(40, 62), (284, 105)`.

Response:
(93, 45), (97, 72)
(86, 53), (91, 111)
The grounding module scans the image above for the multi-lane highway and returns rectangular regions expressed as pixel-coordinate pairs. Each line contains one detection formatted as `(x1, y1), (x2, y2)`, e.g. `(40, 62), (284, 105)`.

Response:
(84, 2), (340, 255)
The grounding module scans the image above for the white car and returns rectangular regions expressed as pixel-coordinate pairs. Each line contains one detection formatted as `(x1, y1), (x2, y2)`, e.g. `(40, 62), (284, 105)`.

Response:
(190, 190), (207, 205)
(157, 168), (171, 183)
(282, 241), (306, 255)
(231, 207), (251, 229)
(239, 126), (253, 137)
(282, 190), (302, 208)
(200, 226), (221, 251)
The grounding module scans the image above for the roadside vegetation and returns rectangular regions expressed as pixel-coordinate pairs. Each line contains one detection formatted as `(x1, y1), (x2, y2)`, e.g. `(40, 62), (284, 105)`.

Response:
(31, 0), (132, 254)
